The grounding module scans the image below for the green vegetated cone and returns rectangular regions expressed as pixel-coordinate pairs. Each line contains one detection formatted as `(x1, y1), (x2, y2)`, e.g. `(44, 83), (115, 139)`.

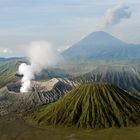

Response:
(26, 83), (140, 129)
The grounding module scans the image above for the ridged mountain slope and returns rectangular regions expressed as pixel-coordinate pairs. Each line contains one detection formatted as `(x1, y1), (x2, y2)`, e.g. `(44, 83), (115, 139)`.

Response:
(73, 66), (140, 92)
(27, 83), (140, 128)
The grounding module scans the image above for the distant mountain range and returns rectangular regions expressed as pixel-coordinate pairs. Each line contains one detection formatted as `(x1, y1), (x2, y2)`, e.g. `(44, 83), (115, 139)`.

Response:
(73, 65), (140, 92)
(62, 31), (140, 59)
(1, 56), (140, 93)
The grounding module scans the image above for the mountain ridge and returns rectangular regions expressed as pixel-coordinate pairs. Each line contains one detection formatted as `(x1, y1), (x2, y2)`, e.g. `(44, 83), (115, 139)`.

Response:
(62, 31), (140, 59)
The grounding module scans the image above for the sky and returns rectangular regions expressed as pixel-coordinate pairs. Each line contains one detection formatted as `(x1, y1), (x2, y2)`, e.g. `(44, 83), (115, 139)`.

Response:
(0, 0), (140, 57)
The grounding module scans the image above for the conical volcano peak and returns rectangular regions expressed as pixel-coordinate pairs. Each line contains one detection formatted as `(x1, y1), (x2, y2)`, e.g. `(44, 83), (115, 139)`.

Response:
(62, 31), (135, 59)
(77, 31), (126, 47)
(26, 83), (140, 129)
(86, 31), (113, 37)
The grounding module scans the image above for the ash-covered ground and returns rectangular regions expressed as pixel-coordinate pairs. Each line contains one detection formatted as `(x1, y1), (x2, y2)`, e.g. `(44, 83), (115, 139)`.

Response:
(0, 78), (76, 116)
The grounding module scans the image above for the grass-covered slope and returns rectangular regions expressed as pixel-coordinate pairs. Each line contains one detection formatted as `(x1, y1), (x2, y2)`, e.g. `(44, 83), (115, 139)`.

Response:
(26, 83), (140, 129)
(0, 58), (25, 87)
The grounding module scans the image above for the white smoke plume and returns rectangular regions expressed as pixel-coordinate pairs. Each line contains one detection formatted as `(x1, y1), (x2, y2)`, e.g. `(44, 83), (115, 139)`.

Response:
(18, 41), (59, 93)
(97, 3), (131, 29)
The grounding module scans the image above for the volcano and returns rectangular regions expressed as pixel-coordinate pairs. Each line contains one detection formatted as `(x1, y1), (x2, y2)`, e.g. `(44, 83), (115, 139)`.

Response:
(62, 31), (140, 59)
(26, 83), (140, 128)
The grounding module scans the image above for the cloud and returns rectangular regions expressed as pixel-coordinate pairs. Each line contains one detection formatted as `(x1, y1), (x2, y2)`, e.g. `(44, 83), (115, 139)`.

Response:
(0, 47), (12, 54)
(97, 3), (132, 29)
(57, 45), (71, 52)
(18, 40), (61, 93)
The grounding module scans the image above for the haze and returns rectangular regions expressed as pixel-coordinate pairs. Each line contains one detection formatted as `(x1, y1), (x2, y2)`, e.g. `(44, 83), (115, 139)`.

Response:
(0, 0), (140, 57)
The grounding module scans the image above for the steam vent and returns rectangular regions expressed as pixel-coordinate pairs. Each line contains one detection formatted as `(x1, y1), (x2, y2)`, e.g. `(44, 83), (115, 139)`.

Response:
(26, 83), (140, 129)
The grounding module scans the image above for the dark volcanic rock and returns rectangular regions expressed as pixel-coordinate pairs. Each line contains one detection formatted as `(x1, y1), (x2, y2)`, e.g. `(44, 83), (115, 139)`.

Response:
(7, 83), (21, 93)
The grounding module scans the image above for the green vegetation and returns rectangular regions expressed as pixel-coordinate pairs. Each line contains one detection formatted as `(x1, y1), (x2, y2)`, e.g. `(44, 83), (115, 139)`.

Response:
(0, 58), (22, 87)
(1, 116), (140, 140)
(1, 57), (140, 92)
(0, 58), (68, 87)
(26, 83), (140, 129)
